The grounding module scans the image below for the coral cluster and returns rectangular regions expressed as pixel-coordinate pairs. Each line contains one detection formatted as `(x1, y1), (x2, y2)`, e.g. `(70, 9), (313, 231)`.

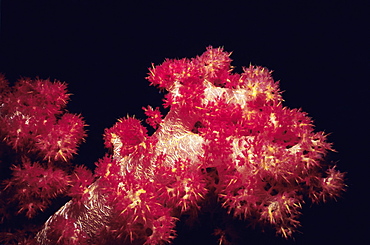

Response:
(0, 76), (88, 243)
(1, 47), (345, 244)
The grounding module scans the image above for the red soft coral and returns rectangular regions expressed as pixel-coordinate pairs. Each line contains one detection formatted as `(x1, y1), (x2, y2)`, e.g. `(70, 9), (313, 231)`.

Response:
(4, 161), (69, 218)
(156, 158), (207, 213)
(195, 46), (232, 80)
(33, 47), (345, 244)
(47, 216), (89, 245)
(103, 117), (148, 156)
(0, 77), (86, 161)
(143, 106), (163, 129)
(36, 113), (86, 162)
(68, 165), (94, 206)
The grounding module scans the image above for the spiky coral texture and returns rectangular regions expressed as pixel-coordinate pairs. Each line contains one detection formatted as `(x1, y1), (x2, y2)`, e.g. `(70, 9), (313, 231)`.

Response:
(21, 47), (346, 244)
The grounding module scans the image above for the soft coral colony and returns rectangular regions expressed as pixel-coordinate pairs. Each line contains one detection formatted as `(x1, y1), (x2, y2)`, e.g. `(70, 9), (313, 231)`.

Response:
(2, 46), (345, 244)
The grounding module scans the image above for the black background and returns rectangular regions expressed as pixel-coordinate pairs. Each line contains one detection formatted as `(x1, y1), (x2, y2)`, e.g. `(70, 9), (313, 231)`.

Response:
(0, 1), (369, 244)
